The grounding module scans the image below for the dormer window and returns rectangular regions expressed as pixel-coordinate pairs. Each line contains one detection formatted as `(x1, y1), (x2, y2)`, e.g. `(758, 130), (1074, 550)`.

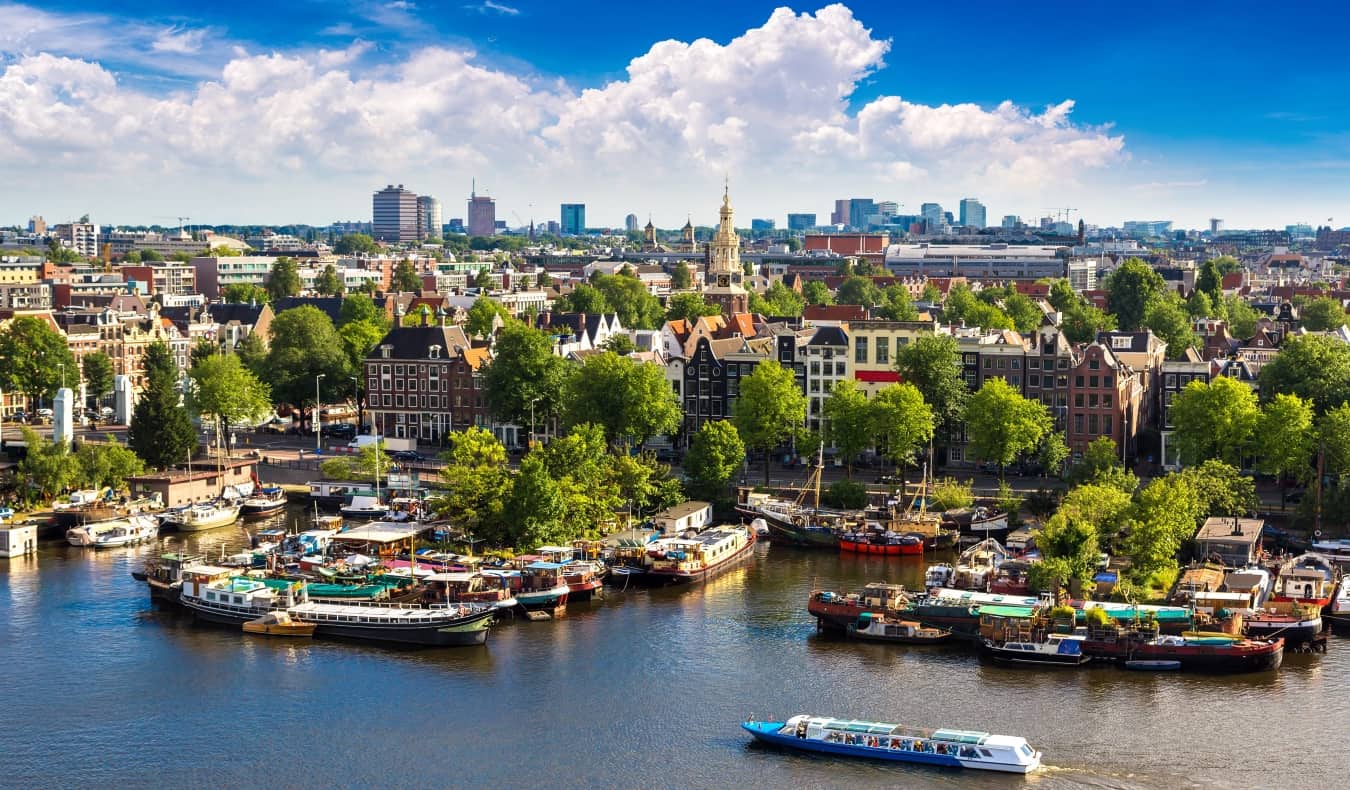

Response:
(380, 344), (392, 359)
(429, 345), (441, 359)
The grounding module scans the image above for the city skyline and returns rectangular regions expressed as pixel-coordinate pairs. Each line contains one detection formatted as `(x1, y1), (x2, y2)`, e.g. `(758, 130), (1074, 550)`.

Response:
(3, 1), (1348, 229)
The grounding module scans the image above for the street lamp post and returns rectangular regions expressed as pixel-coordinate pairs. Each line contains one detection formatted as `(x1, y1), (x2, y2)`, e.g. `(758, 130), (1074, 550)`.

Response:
(315, 373), (326, 452)
(529, 397), (539, 449)
(350, 375), (361, 434)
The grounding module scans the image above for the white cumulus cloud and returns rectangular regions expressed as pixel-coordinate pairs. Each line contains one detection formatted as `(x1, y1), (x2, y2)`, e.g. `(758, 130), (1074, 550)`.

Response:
(0, 3), (1126, 224)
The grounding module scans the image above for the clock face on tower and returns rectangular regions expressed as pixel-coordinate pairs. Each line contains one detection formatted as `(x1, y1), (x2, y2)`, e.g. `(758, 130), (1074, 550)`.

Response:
(717, 274), (731, 287)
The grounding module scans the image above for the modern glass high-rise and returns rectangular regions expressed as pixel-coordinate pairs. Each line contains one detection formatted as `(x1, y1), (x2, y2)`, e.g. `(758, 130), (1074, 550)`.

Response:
(561, 204), (586, 235)
(848, 198), (877, 230)
(373, 184), (419, 242)
(920, 202), (943, 232)
(787, 213), (816, 231)
(959, 198), (986, 229)
(416, 195), (442, 239)
(625, 214), (640, 232)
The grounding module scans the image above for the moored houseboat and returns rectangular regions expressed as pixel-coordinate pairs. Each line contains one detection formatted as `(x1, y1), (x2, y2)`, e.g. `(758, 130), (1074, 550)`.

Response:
(952, 539), (1010, 590)
(307, 481), (377, 512)
(67, 515), (158, 547)
(240, 486), (288, 518)
(846, 614), (951, 645)
(808, 583), (911, 631)
(160, 499), (241, 532)
(981, 633), (1090, 667)
(647, 525), (755, 585)
(1271, 553), (1338, 608)
(53, 490), (163, 529)
(1082, 627), (1283, 673)
(989, 560), (1035, 596)
(839, 526), (923, 556)
(1244, 601), (1323, 645)
(742, 715), (1041, 774)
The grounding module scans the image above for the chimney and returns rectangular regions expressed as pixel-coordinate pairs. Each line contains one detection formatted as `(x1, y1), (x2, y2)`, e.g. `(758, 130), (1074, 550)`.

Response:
(1231, 516), (1242, 536)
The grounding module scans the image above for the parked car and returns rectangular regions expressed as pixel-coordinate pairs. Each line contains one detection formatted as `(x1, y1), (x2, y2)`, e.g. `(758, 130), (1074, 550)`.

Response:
(0, 507), (14, 523)
(10, 411), (28, 423)
(100, 406), (114, 417)
(36, 408), (54, 419)
(391, 450), (425, 463)
(652, 447), (681, 464)
(322, 422), (357, 439)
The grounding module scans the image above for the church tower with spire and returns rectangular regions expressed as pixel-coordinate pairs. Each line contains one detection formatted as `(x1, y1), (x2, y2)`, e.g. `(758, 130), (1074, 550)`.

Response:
(703, 183), (748, 315)
(681, 216), (697, 253)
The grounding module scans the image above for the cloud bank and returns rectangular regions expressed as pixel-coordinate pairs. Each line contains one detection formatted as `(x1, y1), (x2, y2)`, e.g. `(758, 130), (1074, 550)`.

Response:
(0, 4), (1125, 224)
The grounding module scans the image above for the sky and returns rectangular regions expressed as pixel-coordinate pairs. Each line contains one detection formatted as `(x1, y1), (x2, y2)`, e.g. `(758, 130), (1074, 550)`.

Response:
(2, 0), (1349, 231)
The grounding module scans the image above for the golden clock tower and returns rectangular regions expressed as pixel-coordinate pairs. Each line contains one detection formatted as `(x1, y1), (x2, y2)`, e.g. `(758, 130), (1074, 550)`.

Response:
(704, 184), (748, 314)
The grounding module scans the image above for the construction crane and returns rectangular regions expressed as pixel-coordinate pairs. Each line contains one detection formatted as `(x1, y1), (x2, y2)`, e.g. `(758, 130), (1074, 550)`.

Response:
(1042, 207), (1078, 223)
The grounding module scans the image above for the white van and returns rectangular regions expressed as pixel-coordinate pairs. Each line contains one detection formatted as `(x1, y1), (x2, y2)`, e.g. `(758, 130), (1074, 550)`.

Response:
(347, 434), (384, 450)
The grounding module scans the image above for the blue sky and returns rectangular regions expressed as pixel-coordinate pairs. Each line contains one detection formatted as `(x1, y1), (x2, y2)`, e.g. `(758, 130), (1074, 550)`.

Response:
(3, 1), (1348, 230)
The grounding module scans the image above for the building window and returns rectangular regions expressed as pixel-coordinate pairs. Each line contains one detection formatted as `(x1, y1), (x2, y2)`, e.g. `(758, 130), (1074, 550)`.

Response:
(1075, 394), (1084, 407)
(876, 338), (889, 365)
(1089, 376), (1098, 388)
(1088, 393), (1099, 407)
(381, 394), (390, 406)
(1165, 374), (1176, 388)
(1103, 415), (1112, 434)
(983, 358), (992, 369)
(1103, 394), (1113, 409)
(1103, 375), (1113, 387)
(1088, 414), (1099, 434)
(395, 364), (405, 375)
(1011, 359), (1020, 369)
(810, 361), (820, 375)
(1030, 375), (1040, 387)
(1074, 414), (1084, 434)
(1089, 359), (1100, 370)
(854, 337), (868, 363)
(395, 395), (405, 408)
(1075, 376), (1084, 388)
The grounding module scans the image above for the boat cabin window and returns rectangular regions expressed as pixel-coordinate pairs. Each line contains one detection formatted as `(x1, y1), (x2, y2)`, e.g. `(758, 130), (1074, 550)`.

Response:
(1020, 745), (1034, 757)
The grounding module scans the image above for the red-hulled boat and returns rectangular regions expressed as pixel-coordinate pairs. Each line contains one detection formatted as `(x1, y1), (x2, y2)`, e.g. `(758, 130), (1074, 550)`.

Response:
(808, 583), (911, 631)
(839, 528), (924, 556)
(989, 560), (1035, 596)
(562, 560), (605, 602)
(1082, 628), (1284, 673)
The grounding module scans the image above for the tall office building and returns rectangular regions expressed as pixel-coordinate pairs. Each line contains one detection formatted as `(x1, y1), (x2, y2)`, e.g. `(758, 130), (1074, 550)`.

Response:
(416, 195), (442, 240)
(1002, 215), (1021, 229)
(1209, 218), (1224, 235)
(959, 198), (986, 229)
(787, 213), (816, 231)
(372, 184), (420, 242)
(751, 218), (775, 231)
(830, 199), (850, 226)
(848, 198), (877, 230)
(876, 201), (899, 218)
(467, 182), (496, 237)
(561, 203), (586, 235)
(625, 213), (640, 232)
(920, 202), (943, 232)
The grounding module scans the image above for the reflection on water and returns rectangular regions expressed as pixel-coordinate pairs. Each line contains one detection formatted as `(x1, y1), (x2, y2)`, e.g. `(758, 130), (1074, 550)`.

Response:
(2, 509), (1348, 788)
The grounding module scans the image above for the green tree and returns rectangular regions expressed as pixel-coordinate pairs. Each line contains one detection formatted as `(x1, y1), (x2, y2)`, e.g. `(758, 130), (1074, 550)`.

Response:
(683, 420), (746, 501)
(338, 293), (388, 329)
(1059, 484), (1133, 547)
(1195, 258), (1223, 303)
(15, 428), (79, 504)
(189, 337), (219, 368)
(264, 306), (352, 407)
(0, 316), (78, 409)
(1143, 295), (1199, 358)
(666, 292), (721, 323)
(1301, 296), (1349, 331)
(1319, 404), (1350, 477)
(391, 260), (421, 292)
(877, 285), (920, 321)
(821, 379), (872, 478)
(337, 319), (387, 378)
(749, 281), (806, 317)
(920, 282), (944, 303)
(1066, 436), (1137, 493)
(1061, 302), (1117, 344)
(222, 283), (270, 304)
(81, 351), (114, 409)
(1033, 512), (1100, 594)
(670, 263), (692, 290)
(73, 439), (145, 490)
(894, 334), (968, 440)
(1170, 376), (1259, 467)
(265, 256), (301, 302)
(333, 233), (379, 255)
(482, 323), (569, 435)
(1048, 279), (1077, 312)
(1178, 460), (1257, 518)
(1254, 394), (1315, 509)
(561, 353), (680, 448)
(593, 273), (664, 329)
(1124, 473), (1205, 586)
(234, 331), (268, 378)
(836, 276), (882, 306)
(964, 378), (1052, 478)
(434, 428), (512, 545)
(1036, 431), (1071, 478)
(555, 283), (610, 314)
(139, 248), (164, 262)
(1002, 292), (1043, 333)
(943, 283), (1014, 330)
(538, 424), (624, 531)
(1105, 257), (1168, 331)
(1222, 296), (1260, 338)
(601, 334), (636, 355)
(466, 295), (508, 338)
(187, 354), (271, 435)
(870, 383), (934, 480)
(504, 453), (568, 548)
(314, 263), (344, 296)
(122, 250), (142, 264)
(802, 280), (833, 306)
(732, 360), (807, 484)
(127, 342), (197, 469)
(1258, 334), (1350, 413)
(930, 477), (974, 512)
(473, 269), (494, 290)
(1186, 290), (1215, 320)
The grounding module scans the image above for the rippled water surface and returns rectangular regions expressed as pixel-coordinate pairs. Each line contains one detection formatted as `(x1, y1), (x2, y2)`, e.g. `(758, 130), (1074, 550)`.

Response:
(2, 516), (1346, 789)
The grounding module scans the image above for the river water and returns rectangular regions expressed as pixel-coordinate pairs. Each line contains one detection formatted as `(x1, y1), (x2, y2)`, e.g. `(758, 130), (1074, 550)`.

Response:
(2, 514), (1346, 789)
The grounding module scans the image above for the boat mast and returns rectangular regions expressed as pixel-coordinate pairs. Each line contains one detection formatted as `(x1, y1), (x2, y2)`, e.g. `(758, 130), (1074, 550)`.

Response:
(814, 442), (824, 512)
